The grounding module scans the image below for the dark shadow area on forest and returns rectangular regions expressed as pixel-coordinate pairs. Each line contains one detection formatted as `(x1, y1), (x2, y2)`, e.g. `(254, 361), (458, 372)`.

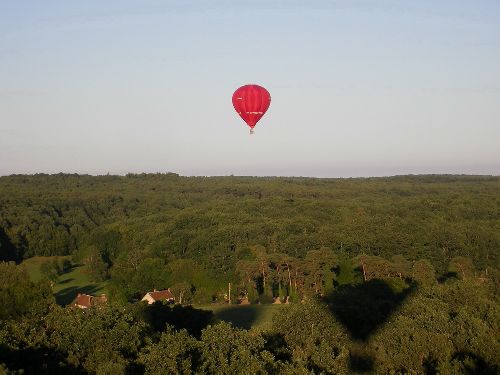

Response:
(262, 332), (293, 363)
(327, 279), (416, 342)
(349, 350), (375, 373)
(0, 227), (21, 262)
(451, 351), (499, 375)
(0, 344), (86, 374)
(55, 284), (102, 306)
(137, 303), (214, 338)
(437, 271), (459, 284)
(326, 279), (416, 373)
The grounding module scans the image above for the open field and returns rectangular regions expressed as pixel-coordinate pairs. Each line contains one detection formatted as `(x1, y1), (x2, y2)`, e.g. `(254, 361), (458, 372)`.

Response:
(52, 264), (108, 305)
(22, 256), (108, 305)
(22, 256), (71, 282)
(197, 304), (287, 331)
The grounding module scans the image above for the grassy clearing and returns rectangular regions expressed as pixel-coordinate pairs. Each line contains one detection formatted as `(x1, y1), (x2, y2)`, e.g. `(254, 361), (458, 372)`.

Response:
(52, 264), (108, 305)
(197, 304), (287, 331)
(22, 256), (71, 282)
(22, 256), (108, 306)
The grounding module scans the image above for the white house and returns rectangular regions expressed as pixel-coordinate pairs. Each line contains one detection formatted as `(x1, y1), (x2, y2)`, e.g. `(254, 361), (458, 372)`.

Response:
(141, 289), (175, 304)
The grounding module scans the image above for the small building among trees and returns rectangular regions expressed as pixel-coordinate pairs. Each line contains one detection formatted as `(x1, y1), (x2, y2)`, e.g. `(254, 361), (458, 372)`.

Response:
(71, 293), (107, 309)
(141, 289), (175, 304)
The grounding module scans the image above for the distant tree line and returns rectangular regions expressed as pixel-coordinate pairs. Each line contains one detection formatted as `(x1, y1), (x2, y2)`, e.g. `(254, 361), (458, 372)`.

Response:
(0, 174), (498, 270)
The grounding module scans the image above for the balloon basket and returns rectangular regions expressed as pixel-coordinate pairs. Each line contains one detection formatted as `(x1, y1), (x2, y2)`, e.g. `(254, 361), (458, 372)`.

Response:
(250, 128), (255, 135)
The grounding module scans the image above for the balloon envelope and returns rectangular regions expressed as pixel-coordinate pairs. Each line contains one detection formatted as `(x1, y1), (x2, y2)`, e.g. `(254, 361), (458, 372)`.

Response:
(232, 84), (271, 129)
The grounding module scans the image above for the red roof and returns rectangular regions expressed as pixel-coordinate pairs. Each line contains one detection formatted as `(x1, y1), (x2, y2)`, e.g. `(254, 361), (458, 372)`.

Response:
(73, 293), (92, 308)
(148, 289), (175, 302)
(72, 293), (107, 308)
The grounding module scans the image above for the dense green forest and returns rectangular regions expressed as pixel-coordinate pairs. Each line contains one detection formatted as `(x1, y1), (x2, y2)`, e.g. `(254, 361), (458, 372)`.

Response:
(0, 174), (499, 373)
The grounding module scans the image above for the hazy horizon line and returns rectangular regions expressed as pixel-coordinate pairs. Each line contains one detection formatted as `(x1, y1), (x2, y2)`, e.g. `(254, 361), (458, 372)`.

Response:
(1, 171), (498, 179)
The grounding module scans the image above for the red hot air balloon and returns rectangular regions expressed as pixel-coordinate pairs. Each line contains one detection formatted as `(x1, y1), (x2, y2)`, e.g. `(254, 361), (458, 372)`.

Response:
(232, 84), (271, 134)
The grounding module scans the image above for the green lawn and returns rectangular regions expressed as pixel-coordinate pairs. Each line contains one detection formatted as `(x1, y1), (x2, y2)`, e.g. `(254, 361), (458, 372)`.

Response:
(22, 256), (108, 306)
(22, 256), (71, 282)
(197, 304), (287, 331)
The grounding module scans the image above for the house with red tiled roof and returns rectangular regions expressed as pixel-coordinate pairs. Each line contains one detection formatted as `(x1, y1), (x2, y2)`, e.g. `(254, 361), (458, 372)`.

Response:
(141, 289), (175, 305)
(71, 293), (107, 309)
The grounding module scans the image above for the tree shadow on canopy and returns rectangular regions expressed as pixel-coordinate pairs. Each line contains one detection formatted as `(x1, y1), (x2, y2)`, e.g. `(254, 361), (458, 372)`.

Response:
(450, 351), (498, 375)
(0, 344), (86, 374)
(139, 302), (214, 338)
(0, 227), (20, 262)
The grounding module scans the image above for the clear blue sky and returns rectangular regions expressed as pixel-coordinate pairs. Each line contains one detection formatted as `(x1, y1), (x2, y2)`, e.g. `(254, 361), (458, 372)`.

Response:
(1, 1), (499, 177)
